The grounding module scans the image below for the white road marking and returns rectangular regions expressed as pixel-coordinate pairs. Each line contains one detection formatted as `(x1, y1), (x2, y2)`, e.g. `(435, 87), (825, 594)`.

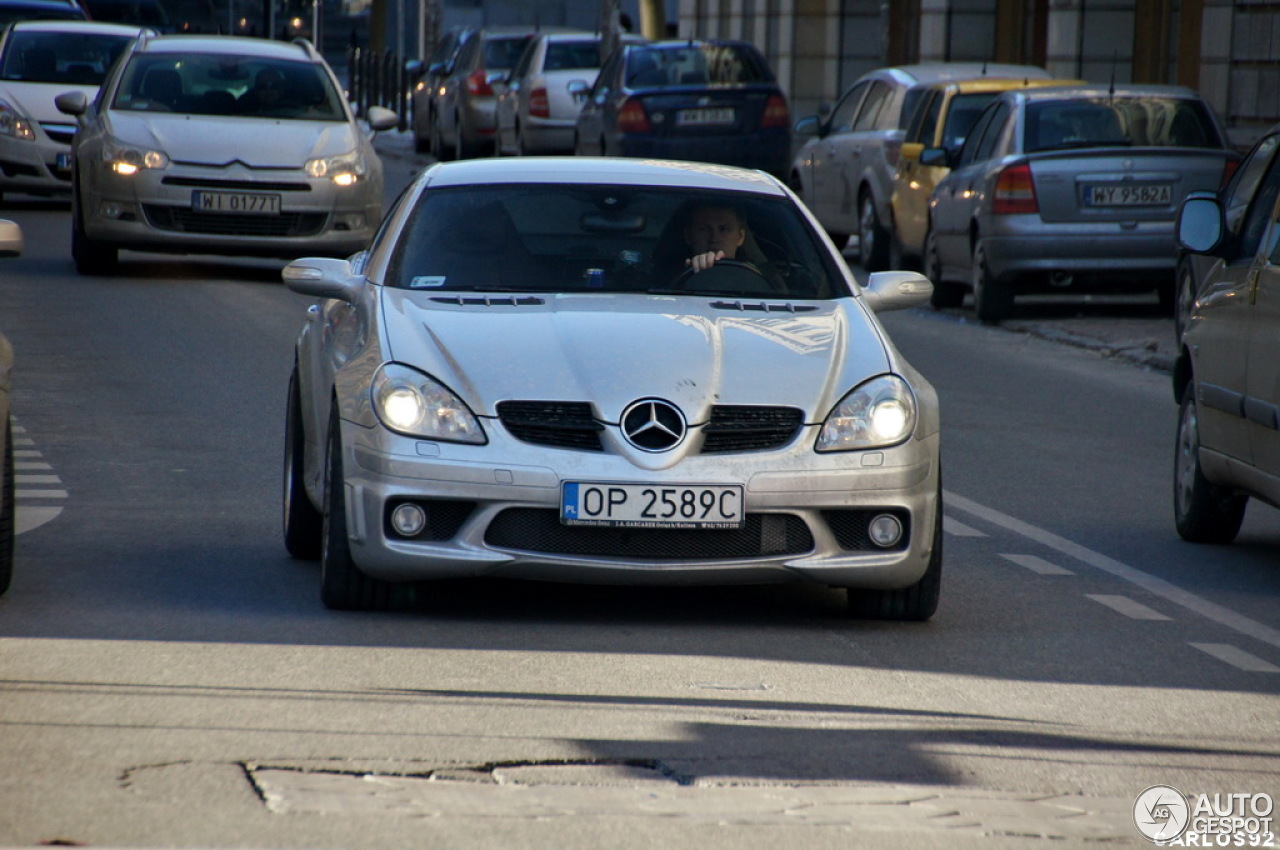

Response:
(943, 516), (986, 537)
(15, 461), (51, 470)
(15, 474), (60, 485)
(1189, 643), (1280, 673)
(1000, 553), (1075, 575)
(1086, 594), (1171, 620)
(9, 417), (65, 534)
(946, 490), (1280, 651)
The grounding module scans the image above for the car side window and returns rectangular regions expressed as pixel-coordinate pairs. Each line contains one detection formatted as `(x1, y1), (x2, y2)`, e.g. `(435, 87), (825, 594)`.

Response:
(509, 39), (535, 79)
(906, 89), (940, 145)
(852, 81), (891, 132)
(955, 103), (999, 168)
(1224, 134), (1280, 235)
(827, 81), (866, 134)
(1232, 155), (1280, 265)
(969, 102), (1011, 163)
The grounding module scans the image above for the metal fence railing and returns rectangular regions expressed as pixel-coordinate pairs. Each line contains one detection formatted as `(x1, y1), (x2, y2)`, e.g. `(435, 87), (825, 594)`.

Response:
(346, 46), (411, 132)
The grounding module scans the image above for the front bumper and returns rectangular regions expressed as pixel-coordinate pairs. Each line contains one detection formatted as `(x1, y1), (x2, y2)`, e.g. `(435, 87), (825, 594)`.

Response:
(337, 420), (941, 589)
(0, 135), (73, 196)
(80, 160), (380, 259)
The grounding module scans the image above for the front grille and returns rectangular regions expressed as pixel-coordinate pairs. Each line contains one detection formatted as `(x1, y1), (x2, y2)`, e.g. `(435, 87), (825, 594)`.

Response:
(143, 205), (327, 236)
(822, 509), (911, 551)
(0, 160), (39, 178)
(702, 406), (803, 453)
(161, 176), (312, 192)
(497, 401), (603, 451)
(45, 129), (75, 145)
(485, 508), (813, 559)
(385, 499), (475, 541)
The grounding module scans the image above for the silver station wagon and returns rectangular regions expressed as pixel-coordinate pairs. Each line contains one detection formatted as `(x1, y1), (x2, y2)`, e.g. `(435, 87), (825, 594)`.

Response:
(281, 157), (943, 620)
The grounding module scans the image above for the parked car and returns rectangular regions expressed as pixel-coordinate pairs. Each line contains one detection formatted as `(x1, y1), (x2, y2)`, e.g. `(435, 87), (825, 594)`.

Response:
(573, 39), (792, 178)
(407, 24), (470, 155)
(924, 83), (1240, 322)
(790, 63), (1054, 271)
(0, 19), (148, 201)
(494, 30), (645, 156)
(0, 0), (86, 26)
(0, 218), (20, 597)
(429, 27), (534, 161)
(891, 75), (1073, 279)
(1174, 124), (1280, 341)
(281, 156), (942, 619)
(1171, 168), (1280, 543)
(56, 33), (397, 274)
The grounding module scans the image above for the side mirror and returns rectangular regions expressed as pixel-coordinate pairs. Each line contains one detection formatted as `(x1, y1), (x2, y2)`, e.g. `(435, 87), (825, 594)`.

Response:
(427, 61), (447, 77)
(365, 105), (399, 132)
(1176, 193), (1225, 256)
(55, 90), (88, 117)
(919, 147), (949, 168)
(862, 271), (932, 312)
(793, 114), (822, 138)
(405, 59), (424, 78)
(0, 219), (23, 258)
(282, 257), (364, 302)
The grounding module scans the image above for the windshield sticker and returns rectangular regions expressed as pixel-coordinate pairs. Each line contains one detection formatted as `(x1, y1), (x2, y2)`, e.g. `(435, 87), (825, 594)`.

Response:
(410, 276), (447, 288)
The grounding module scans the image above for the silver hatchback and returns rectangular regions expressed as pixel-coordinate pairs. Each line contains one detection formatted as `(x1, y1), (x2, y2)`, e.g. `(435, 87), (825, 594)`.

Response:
(56, 33), (397, 274)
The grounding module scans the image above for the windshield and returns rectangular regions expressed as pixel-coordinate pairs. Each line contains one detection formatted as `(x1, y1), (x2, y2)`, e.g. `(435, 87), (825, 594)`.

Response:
(1026, 96), (1223, 151)
(625, 44), (772, 87)
(0, 29), (135, 84)
(385, 185), (846, 300)
(112, 53), (345, 119)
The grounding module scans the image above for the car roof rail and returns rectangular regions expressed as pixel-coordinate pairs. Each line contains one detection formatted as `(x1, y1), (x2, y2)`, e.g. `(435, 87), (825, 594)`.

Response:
(292, 37), (320, 59)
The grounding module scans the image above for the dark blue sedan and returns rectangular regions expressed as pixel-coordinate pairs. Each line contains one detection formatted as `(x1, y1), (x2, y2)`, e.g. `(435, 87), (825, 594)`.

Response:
(573, 40), (791, 178)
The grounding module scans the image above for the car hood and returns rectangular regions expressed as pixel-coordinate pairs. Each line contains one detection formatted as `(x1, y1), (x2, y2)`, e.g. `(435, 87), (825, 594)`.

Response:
(378, 289), (891, 423)
(0, 82), (96, 124)
(105, 111), (360, 167)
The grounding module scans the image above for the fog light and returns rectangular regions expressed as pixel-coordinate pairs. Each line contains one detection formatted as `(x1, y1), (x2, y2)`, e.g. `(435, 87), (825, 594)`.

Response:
(100, 201), (124, 219)
(390, 502), (427, 537)
(868, 513), (903, 548)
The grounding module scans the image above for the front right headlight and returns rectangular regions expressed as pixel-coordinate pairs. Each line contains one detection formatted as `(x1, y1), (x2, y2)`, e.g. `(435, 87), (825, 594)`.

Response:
(816, 374), (917, 451)
(102, 136), (169, 176)
(371, 362), (486, 444)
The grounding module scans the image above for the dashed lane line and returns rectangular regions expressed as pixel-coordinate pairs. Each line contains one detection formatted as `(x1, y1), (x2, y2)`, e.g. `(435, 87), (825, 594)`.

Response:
(1190, 643), (1280, 673)
(1000, 553), (1075, 576)
(945, 490), (1280, 652)
(1085, 594), (1171, 621)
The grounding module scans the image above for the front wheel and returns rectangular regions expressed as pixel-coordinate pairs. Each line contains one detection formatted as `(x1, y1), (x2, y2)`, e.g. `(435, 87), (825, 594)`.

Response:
(283, 366), (322, 559)
(71, 185), (117, 276)
(925, 228), (964, 309)
(858, 192), (890, 272)
(1174, 387), (1247, 543)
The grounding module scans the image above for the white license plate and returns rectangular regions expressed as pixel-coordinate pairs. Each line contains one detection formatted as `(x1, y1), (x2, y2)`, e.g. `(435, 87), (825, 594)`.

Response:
(677, 107), (734, 126)
(192, 190), (281, 214)
(561, 482), (744, 529)
(1084, 183), (1172, 206)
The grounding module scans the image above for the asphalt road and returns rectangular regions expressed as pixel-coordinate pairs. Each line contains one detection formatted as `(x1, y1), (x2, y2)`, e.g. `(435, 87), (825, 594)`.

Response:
(0, 137), (1275, 849)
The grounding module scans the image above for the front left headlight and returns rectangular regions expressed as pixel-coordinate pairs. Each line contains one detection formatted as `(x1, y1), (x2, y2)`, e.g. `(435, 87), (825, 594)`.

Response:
(0, 99), (35, 141)
(102, 136), (169, 176)
(816, 374), (917, 452)
(305, 149), (366, 186)
(371, 362), (486, 444)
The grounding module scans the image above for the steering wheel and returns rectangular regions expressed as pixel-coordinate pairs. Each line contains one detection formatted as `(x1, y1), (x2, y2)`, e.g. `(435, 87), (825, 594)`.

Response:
(671, 258), (774, 293)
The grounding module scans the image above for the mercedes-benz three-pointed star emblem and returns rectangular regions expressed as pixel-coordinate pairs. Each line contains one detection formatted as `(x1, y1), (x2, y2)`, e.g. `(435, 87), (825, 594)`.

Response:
(620, 399), (686, 452)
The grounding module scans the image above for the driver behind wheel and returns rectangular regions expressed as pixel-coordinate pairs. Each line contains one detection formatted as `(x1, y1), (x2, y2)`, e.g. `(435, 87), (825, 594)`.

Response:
(684, 205), (747, 273)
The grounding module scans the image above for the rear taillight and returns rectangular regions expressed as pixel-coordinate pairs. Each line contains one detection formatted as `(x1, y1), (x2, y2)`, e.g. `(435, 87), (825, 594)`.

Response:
(617, 98), (651, 134)
(760, 94), (789, 129)
(466, 69), (492, 97)
(992, 163), (1039, 215)
(529, 87), (550, 118)
(1221, 157), (1240, 189)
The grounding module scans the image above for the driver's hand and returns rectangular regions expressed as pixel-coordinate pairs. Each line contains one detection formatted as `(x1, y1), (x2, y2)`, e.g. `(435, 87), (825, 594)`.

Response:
(686, 250), (725, 273)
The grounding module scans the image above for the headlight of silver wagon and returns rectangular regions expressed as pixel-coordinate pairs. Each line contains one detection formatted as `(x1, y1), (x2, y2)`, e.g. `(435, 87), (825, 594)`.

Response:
(371, 363), (486, 444)
(103, 136), (169, 175)
(305, 149), (366, 186)
(816, 374), (916, 451)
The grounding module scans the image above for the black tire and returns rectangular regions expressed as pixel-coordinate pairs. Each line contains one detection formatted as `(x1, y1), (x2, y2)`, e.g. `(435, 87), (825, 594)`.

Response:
(283, 366), (323, 560)
(847, 482), (943, 621)
(413, 128), (430, 154)
(971, 240), (1013, 324)
(71, 183), (117, 276)
(0, 417), (14, 596)
(1174, 387), (1247, 543)
(924, 228), (964, 310)
(858, 191), (890, 272)
(431, 115), (452, 162)
(452, 114), (469, 161)
(320, 405), (399, 611)
(1174, 258), (1196, 342)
